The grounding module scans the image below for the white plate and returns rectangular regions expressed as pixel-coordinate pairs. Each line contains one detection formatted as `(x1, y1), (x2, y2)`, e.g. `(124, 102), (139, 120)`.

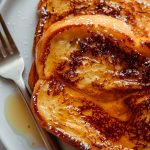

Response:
(0, 0), (76, 150)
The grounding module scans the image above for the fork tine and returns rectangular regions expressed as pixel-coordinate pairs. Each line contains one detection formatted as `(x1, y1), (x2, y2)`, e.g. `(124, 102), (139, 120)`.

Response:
(0, 32), (7, 58)
(0, 32), (7, 49)
(0, 30), (13, 55)
(0, 14), (19, 53)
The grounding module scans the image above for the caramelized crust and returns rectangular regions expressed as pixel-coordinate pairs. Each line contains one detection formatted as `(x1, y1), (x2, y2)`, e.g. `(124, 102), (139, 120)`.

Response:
(34, 0), (150, 52)
(31, 14), (150, 149)
(28, 61), (39, 91)
(29, 1), (150, 149)
(36, 15), (150, 78)
(29, 0), (150, 89)
(32, 78), (150, 149)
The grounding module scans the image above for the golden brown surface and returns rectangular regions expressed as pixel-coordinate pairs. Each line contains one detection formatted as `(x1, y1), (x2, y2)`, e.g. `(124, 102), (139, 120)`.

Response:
(29, 0), (150, 149)
(28, 61), (39, 91)
(29, 0), (150, 89)
(32, 79), (150, 149)
(33, 0), (150, 52)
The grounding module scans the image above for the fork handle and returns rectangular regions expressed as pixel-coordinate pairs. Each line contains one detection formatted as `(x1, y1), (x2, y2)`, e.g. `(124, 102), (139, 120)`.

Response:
(14, 76), (59, 150)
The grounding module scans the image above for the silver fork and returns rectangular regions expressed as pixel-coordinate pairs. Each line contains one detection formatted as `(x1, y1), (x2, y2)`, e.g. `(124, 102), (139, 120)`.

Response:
(0, 14), (59, 150)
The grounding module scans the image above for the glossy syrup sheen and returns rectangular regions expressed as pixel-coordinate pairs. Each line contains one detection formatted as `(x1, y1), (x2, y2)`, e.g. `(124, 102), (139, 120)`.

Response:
(5, 94), (44, 148)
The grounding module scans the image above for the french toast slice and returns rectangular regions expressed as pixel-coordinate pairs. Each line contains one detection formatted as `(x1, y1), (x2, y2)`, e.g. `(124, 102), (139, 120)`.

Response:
(32, 78), (150, 149)
(31, 15), (150, 149)
(34, 0), (150, 52)
(36, 15), (150, 80)
(29, 0), (150, 90)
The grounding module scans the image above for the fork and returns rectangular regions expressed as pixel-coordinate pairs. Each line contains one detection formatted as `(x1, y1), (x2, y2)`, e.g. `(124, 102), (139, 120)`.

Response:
(0, 14), (59, 150)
